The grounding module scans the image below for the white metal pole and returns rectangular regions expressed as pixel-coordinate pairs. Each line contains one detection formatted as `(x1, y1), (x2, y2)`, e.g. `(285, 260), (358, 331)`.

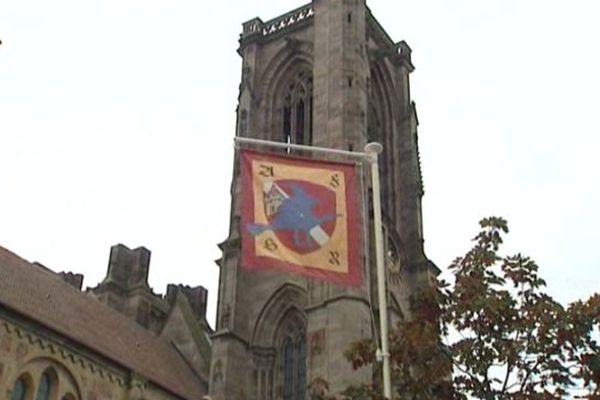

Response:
(365, 142), (392, 399)
(234, 136), (368, 160)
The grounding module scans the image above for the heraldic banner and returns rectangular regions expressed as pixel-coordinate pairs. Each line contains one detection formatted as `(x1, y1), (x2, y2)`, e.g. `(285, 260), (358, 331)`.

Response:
(240, 149), (362, 287)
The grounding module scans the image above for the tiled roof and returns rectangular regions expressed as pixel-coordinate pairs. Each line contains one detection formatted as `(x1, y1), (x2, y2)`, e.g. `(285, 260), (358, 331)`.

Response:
(0, 245), (205, 400)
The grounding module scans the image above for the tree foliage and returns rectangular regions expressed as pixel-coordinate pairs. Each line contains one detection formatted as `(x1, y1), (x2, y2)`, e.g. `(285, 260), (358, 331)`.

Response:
(315, 217), (600, 399)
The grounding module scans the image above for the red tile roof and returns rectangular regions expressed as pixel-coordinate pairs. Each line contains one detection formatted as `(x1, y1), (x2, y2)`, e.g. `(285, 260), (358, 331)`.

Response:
(0, 245), (205, 400)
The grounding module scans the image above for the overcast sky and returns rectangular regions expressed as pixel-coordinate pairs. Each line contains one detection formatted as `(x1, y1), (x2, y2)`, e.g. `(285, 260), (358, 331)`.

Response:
(1, 0), (598, 327)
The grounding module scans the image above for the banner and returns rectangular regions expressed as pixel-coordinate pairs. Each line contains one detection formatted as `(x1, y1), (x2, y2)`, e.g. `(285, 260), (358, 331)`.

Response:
(240, 150), (362, 286)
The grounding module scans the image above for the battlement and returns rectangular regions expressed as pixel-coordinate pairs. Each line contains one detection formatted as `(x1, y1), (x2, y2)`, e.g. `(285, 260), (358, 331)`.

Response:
(102, 243), (151, 291)
(90, 244), (212, 333)
(166, 284), (209, 322)
(239, 2), (414, 73)
(241, 3), (313, 41)
(58, 271), (84, 290)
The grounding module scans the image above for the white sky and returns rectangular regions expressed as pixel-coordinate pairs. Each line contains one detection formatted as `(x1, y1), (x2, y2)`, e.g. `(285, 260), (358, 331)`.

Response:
(1, 0), (598, 328)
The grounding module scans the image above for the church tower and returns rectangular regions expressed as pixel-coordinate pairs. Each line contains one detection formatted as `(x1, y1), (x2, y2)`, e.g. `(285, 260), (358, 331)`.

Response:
(210, 1), (438, 399)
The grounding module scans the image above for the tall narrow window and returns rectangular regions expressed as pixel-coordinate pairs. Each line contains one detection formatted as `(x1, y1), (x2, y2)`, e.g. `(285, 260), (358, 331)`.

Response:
(280, 333), (307, 400)
(283, 337), (294, 400)
(295, 99), (305, 144)
(36, 372), (51, 400)
(11, 378), (27, 400)
(275, 308), (306, 400)
(296, 335), (306, 400)
(282, 71), (313, 145)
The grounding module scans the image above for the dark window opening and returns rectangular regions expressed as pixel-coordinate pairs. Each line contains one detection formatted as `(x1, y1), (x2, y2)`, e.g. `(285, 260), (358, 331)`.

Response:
(281, 334), (306, 400)
(295, 100), (305, 144)
(36, 373), (51, 400)
(308, 97), (313, 145)
(282, 71), (313, 146)
(296, 337), (306, 400)
(283, 106), (292, 143)
(11, 378), (27, 400)
(283, 338), (294, 400)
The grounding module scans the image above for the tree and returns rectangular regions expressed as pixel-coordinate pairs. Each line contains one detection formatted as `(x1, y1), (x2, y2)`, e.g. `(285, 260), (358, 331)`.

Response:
(320, 217), (600, 399)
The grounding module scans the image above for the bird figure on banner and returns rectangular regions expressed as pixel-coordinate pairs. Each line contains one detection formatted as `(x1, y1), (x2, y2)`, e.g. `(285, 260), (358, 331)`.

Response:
(247, 183), (339, 249)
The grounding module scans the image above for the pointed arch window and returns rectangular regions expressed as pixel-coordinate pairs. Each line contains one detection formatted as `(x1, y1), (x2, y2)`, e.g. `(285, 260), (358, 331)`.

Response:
(296, 336), (306, 400)
(368, 65), (393, 216)
(283, 71), (313, 145)
(281, 333), (306, 400)
(275, 307), (307, 400)
(283, 337), (294, 400)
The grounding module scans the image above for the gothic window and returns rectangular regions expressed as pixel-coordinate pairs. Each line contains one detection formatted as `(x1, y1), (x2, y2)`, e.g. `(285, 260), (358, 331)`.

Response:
(11, 378), (27, 400)
(368, 65), (392, 216)
(296, 337), (306, 400)
(387, 236), (401, 285)
(283, 337), (294, 400)
(282, 71), (313, 145)
(367, 102), (381, 143)
(274, 307), (306, 400)
(36, 372), (51, 400)
(281, 333), (306, 400)
(239, 109), (248, 136)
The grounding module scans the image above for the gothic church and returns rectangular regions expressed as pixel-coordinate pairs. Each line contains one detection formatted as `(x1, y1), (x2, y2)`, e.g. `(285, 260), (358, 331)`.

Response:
(0, 1), (436, 400)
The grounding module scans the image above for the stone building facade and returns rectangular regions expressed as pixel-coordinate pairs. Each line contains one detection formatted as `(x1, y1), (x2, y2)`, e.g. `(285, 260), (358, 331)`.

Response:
(0, 244), (211, 400)
(210, 1), (437, 399)
(0, 2), (436, 400)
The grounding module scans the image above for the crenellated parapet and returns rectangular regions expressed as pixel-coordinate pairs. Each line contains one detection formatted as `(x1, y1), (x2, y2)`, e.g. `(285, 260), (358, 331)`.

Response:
(241, 3), (313, 43)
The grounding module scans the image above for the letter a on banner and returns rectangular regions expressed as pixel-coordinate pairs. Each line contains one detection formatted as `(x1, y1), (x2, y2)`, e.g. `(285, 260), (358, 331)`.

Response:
(240, 150), (362, 286)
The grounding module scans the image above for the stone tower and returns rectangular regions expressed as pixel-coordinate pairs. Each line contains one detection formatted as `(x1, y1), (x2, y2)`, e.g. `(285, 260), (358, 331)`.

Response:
(210, 1), (438, 399)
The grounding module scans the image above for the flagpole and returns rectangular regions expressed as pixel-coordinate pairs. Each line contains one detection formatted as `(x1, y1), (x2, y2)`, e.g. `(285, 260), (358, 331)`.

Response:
(234, 137), (367, 160)
(235, 136), (392, 398)
(365, 142), (392, 399)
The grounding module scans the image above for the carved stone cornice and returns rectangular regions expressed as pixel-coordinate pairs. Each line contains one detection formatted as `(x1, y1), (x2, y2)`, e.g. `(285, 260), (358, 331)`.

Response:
(0, 318), (127, 387)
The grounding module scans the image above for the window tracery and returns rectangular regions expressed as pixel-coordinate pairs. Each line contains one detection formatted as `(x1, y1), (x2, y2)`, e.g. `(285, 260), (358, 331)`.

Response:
(282, 70), (313, 146)
(275, 309), (306, 400)
(281, 332), (306, 400)
(296, 336), (306, 400)
(387, 237), (401, 285)
(283, 337), (294, 400)
(251, 284), (308, 400)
